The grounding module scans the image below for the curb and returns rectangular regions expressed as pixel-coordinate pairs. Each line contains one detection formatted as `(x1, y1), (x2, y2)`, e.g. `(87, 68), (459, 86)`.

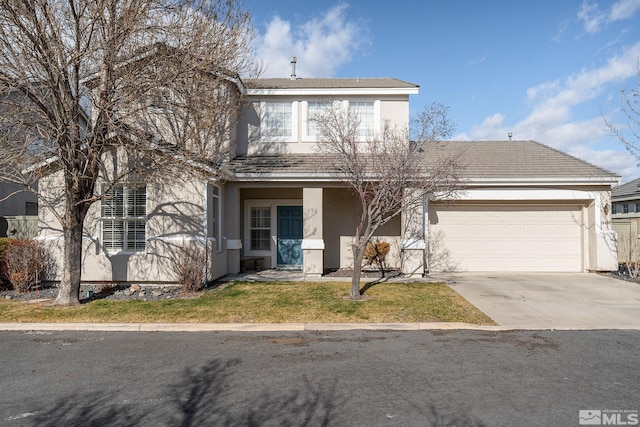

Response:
(2, 322), (637, 332)
(0, 322), (510, 332)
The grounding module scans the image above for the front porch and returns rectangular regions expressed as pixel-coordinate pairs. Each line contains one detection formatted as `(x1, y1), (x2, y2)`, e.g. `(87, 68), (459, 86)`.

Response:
(222, 184), (428, 279)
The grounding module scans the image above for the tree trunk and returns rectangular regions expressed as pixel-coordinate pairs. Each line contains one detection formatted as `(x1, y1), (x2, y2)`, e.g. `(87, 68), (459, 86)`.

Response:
(54, 209), (85, 306)
(350, 243), (366, 299)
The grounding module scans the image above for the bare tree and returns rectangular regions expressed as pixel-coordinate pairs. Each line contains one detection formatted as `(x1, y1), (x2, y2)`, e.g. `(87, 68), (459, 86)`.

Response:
(313, 103), (463, 299)
(0, 0), (258, 305)
(606, 71), (640, 162)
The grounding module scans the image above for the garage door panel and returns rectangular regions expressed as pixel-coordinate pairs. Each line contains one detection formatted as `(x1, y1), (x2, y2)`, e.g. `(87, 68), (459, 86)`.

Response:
(430, 204), (582, 272)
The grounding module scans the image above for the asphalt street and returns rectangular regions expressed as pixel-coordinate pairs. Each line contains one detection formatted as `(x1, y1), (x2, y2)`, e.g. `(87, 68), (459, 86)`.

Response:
(1, 329), (638, 426)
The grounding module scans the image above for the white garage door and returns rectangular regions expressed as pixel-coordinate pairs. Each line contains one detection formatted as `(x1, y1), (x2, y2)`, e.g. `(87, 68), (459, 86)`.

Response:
(429, 203), (583, 272)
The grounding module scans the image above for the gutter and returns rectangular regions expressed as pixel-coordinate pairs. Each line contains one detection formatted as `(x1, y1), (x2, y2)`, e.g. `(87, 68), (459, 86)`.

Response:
(226, 172), (620, 187)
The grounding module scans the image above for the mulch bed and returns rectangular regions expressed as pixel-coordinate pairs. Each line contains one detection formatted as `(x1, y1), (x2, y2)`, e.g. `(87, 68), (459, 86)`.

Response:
(323, 268), (399, 278)
(1, 269), (400, 303)
(0, 283), (205, 303)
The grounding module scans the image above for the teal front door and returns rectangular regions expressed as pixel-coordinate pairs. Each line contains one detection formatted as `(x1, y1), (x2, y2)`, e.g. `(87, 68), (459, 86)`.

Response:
(277, 206), (303, 266)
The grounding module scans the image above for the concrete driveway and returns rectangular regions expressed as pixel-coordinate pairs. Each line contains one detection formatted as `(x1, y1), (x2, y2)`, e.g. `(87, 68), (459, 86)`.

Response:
(436, 273), (640, 329)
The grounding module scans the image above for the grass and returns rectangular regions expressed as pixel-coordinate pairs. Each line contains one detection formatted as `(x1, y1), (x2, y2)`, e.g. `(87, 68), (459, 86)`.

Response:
(0, 281), (495, 325)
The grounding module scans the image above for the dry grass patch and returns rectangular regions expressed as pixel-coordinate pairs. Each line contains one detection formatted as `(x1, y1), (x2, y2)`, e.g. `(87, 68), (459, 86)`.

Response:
(0, 281), (495, 325)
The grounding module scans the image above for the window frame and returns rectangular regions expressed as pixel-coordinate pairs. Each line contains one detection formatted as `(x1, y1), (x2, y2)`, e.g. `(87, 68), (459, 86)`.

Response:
(260, 100), (298, 142)
(101, 184), (147, 253)
(302, 100), (333, 141)
(249, 206), (271, 251)
(344, 99), (381, 141)
(207, 184), (222, 253)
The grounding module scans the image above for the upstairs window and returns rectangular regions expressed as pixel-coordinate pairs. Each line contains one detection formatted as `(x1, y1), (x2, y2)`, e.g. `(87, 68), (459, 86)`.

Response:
(102, 185), (146, 252)
(349, 101), (375, 139)
(623, 203), (629, 214)
(305, 101), (330, 139)
(261, 102), (297, 141)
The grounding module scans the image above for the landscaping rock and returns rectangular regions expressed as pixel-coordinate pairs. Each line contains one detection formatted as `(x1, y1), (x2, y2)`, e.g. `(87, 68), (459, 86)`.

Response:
(0, 281), (222, 303)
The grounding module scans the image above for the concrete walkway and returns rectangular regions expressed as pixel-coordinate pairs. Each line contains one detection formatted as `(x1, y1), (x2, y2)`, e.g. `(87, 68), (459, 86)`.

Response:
(437, 272), (640, 329)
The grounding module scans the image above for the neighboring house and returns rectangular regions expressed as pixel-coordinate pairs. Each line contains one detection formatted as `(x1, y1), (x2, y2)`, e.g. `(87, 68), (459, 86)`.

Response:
(611, 177), (640, 263)
(37, 76), (620, 285)
(0, 182), (38, 238)
(0, 88), (40, 238)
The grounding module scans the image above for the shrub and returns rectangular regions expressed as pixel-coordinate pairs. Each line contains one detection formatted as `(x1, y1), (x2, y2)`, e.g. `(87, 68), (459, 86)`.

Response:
(364, 240), (391, 277)
(171, 244), (206, 292)
(0, 237), (13, 289)
(618, 234), (640, 279)
(1, 239), (51, 293)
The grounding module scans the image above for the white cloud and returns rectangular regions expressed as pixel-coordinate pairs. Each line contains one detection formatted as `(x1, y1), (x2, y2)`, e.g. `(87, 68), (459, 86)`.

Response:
(609, 0), (640, 21)
(462, 41), (640, 179)
(569, 145), (637, 181)
(254, 4), (366, 78)
(578, 0), (640, 33)
(578, 1), (606, 34)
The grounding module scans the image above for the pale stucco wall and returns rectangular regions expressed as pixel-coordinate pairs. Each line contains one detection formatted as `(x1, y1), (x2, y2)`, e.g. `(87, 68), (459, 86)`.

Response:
(236, 95), (411, 156)
(323, 187), (401, 270)
(37, 158), (228, 283)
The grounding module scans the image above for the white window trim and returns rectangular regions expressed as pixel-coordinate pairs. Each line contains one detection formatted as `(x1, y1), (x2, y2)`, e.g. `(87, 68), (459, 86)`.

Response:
(259, 100), (298, 143)
(243, 199), (303, 265)
(205, 183), (223, 253)
(301, 100), (314, 142)
(100, 183), (147, 255)
(345, 99), (380, 141)
(302, 100), (337, 142)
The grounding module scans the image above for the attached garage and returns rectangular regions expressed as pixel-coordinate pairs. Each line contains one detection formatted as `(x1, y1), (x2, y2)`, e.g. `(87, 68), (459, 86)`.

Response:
(229, 140), (620, 276)
(429, 203), (584, 272)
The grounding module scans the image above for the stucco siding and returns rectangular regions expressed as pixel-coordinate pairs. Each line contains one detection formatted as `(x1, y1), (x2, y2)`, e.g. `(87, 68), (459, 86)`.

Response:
(37, 161), (223, 283)
(237, 96), (411, 155)
(323, 187), (401, 270)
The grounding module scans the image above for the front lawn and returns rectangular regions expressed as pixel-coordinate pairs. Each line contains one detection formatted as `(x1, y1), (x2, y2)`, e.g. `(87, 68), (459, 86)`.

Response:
(0, 281), (495, 325)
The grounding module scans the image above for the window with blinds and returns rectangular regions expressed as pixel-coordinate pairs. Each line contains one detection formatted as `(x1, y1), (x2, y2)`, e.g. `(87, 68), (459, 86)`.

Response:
(102, 185), (146, 251)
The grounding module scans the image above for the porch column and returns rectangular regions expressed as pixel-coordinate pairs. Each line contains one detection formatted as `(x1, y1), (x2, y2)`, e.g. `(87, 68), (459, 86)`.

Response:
(302, 187), (324, 278)
(225, 184), (242, 275)
(401, 191), (426, 277)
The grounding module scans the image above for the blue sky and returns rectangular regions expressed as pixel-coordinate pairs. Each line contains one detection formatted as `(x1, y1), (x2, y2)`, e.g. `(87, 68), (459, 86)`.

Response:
(244, 0), (640, 183)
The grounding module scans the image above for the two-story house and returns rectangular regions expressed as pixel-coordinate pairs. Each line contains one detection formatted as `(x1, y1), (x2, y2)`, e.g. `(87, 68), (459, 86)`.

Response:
(36, 75), (620, 285)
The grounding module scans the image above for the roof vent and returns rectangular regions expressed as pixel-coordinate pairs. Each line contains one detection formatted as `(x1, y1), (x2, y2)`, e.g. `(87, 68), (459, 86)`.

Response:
(290, 56), (297, 80)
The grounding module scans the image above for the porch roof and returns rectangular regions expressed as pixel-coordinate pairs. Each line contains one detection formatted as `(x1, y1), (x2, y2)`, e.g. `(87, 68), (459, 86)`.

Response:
(226, 140), (619, 185)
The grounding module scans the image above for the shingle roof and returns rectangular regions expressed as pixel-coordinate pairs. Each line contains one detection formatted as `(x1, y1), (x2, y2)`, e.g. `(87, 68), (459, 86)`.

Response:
(612, 177), (640, 199)
(227, 140), (619, 183)
(430, 140), (616, 179)
(243, 78), (419, 90)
